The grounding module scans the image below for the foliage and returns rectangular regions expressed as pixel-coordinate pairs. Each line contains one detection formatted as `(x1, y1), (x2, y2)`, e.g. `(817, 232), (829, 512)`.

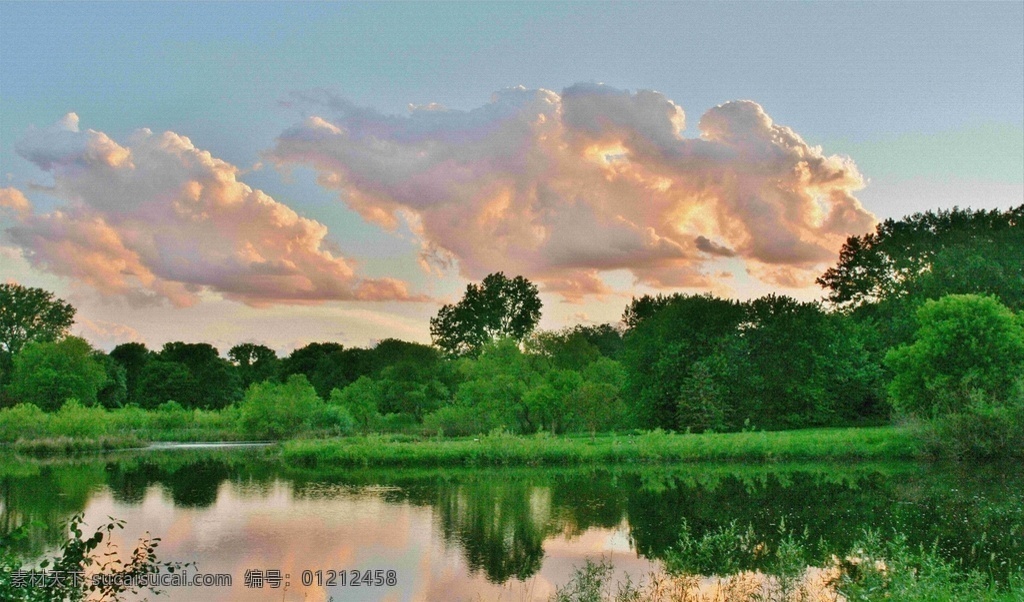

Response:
(329, 377), (382, 430)
(239, 374), (325, 439)
(282, 426), (920, 469)
(920, 396), (1024, 460)
(227, 343), (279, 388)
(7, 337), (108, 411)
(0, 282), (76, 358)
(885, 294), (1024, 417)
(817, 205), (1023, 310)
(0, 514), (186, 601)
(430, 272), (542, 356)
(157, 342), (241, 409)
(0, 403), (48, 442)
(109, 342), (151, 406)
(621, 294), (745, 430)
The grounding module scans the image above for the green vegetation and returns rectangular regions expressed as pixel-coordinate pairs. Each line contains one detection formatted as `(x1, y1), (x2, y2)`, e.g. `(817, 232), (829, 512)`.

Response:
(281, 426), (919, 469)
(0, 205), (1021, 464)
(0, 514), (185, 601)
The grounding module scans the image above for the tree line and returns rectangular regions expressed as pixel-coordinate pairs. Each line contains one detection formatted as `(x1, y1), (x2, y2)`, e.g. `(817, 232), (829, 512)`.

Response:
(0, 205), (1021, 447)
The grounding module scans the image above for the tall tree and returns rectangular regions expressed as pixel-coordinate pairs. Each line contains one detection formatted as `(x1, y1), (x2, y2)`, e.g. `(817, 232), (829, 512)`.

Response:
(817, 205), (1023, 310)
(430, 273), (542, 356)
(0, 283), (75, 359)
(228, 343), (280, 389)
(110, 342), (151, 405)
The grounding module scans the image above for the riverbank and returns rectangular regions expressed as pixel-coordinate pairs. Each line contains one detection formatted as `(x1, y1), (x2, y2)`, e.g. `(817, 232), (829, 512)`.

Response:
(281, 426), (920, 468)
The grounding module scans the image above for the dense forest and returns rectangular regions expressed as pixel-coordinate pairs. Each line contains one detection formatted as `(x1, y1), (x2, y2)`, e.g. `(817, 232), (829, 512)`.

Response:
(1, 206), (1021, 457)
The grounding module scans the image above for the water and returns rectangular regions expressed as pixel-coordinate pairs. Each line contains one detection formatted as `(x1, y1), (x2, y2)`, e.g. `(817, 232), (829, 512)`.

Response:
(2, 449), (1021, 601)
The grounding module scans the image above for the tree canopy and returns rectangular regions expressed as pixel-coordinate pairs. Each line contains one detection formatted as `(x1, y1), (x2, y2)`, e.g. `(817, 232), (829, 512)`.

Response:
(0, 283), (75, 357)
(817, 205), (1023, 310)
(885, 294), (1024, 417)
(430, 272), (542, 356)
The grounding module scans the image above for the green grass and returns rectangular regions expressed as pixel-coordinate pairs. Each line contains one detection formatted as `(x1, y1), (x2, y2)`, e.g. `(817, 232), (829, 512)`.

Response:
(281, 426), (921, 469)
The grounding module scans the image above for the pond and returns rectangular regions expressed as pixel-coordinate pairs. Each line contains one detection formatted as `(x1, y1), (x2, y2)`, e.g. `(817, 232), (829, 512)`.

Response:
(2, 449), (1022, 600)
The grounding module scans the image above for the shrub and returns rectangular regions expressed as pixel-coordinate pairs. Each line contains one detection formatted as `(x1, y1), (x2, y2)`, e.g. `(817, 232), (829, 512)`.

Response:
(0, 404), (49, 442)
(48, 400), (110, 439)
(422, 403), (501, 437)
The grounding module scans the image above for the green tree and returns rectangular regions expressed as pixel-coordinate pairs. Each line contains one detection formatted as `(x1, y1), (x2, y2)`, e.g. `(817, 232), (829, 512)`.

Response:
(109, 342), (150, 405)
(158, 342), (241, 409)
(239, 374), (325, 439)
(621, 294), (745, 430)
(330, 377), (382, 430)
(7, 336), (107, 410)
(0, 283), (76, 356)
(430, 273), (542, 356)
(228, 343), (280, 389)
(818, 205), (1023, 310)
(885, 294), (1024, 417)
(0, 283), (75, 385)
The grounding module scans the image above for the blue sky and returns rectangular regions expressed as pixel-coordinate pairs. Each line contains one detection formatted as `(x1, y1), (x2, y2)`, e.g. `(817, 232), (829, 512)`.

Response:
(1, 2), (1021, 351)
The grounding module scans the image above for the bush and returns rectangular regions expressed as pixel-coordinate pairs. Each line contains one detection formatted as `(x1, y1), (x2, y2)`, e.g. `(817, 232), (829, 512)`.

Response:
(239, 375), (324, 439)
(48, 400), (110, 439)
(311, 404), (356, 435)
(329, 377), (381, 430)
(422, 403), (501, 437)
(921, 395), (1024, 460)
(0, 404), (48, 442)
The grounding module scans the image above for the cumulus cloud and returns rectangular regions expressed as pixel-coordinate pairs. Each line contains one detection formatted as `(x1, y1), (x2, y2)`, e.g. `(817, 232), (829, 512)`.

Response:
(4, 115), (422, 307)
(0, 187), (32, 217)
(270, 84), (875, 297)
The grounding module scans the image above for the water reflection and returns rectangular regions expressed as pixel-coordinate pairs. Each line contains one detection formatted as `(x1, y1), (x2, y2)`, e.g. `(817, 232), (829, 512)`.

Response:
(1, 451), (1021, 600)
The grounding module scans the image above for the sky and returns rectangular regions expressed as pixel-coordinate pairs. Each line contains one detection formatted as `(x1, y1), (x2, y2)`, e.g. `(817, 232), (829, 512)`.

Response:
(1, 2), (1022, 354)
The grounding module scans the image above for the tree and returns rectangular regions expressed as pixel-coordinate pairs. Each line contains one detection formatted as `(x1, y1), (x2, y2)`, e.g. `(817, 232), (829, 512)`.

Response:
(621, 294), (745, 430)
(885, 294), (1024, 417)
(621, 294), (680, 331)
(239, 374), (325, 439)
(430, 272), (542, 356)
(155, 342), (241, 409)
(0, 283), (76, 356)
(110, 342), (151, 405)
(7, 337), (107, 411)
(228, 343), (280, 389)
(818, 205), (1023, 310)
(0, 284), (75, 384)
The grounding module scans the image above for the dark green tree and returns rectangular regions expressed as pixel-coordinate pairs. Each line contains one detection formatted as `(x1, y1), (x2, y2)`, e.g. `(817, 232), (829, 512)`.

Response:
(430, 273), (542, 356)
(621, 294), (745, 430)
(109, 342), (150, 405)
(228, 343), (280, 389)
(155, 342), (241, 409)
(818, 205), (1023, 310)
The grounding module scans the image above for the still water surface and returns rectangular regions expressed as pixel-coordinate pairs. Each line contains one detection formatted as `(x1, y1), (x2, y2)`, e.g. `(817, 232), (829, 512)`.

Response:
(2, 448), (1021, 601)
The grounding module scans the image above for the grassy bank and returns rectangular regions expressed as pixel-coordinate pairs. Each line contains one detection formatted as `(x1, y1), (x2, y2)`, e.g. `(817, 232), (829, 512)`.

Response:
(282, 426), (920, 469)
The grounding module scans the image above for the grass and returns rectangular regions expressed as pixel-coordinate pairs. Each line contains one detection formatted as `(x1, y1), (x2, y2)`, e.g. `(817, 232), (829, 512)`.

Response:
(281, 426), (921, 469)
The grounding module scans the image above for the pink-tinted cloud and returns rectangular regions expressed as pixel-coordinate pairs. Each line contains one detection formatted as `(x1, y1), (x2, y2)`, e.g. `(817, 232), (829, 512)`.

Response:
(270, 84), (876, 296)
(5, 115), (422, 307)
(0, 187), (31, 218)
